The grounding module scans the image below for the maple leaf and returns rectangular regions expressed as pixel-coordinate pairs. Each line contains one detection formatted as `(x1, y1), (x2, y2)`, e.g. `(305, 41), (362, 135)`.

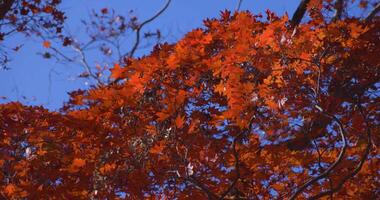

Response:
(42, 41), (51, 48)
(149, 141), (165, 154)
(110, 63), (124, 79)
(156, 111), (170, 122)
(4, 184), (16, 195)
(175, 115), (185, 128)
(68, 158), (86, 172)
(100, 163), (116, 174)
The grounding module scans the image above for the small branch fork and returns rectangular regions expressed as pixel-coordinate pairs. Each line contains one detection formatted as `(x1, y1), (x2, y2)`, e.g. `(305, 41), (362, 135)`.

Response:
(72, 45), (104, 85)
(307, 101), (372, 200)
(122, 0), (171, 60)
(174, 115), (255, 199)
(286, 1), (375, 197)
(218, 115), (255, 199)
(289, 105), (347, 200)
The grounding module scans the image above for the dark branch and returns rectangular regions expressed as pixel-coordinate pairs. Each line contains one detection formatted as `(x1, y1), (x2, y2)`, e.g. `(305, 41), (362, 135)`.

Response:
(0, 0), (15, 20)
(290, 0), (311, 26)
(219, 115), (254, 199)
(365, 2), (380, 22)
(289, 106), (347, 200)
(123, 0), (171, 59)
(218, 136), (241, 199)
(332, 0), (344, 21)
(236, 0), (243, 11)
(308, 103), (372, 200)
(187, 176), (220, 199)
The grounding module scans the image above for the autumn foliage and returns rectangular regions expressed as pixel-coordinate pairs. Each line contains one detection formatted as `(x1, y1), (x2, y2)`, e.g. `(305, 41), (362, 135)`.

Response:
(1, 1), (380, 199)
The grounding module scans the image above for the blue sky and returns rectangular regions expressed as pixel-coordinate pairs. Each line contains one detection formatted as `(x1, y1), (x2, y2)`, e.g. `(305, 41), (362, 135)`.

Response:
(0, 0), (300, 110)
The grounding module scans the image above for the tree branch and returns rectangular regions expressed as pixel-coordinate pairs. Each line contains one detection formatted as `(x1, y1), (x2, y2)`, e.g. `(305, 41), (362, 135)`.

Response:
(308, 102), (372, 200)
(123, 0), (171, 60)
(187, 176), (220, 199)
(218, 136), (241, 199)
(332, 0), (344, 21)
(290, 0), (311, 26)
(364, 2), (380, 22)
(236, 0), (243, 11)
(72, 45), (104, 85)
(289, 106), (347, 200)
(219, 115), (255, 199)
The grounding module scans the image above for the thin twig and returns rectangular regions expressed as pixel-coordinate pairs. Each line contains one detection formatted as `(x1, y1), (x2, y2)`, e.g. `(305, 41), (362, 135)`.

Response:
(72, 46), (104, 85)
(289, 106), (347, 200)
(50, 46), (75, 62)
(312, 139), (334, 200)
(173, 146), (220, 199)
(123, 0), (171, 59)
(236, 0), (243, 11)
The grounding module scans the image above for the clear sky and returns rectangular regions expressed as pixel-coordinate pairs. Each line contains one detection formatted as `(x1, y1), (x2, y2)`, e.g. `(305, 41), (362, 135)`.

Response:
(0, 0), (300, 110)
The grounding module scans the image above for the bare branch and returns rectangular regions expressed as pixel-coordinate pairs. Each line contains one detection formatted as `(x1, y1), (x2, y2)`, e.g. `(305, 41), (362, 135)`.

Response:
(236, 0), (243, 12)
(364, 2), (380, 22)
(123, 0), (171, 60)
(289, 107), (347, 200)
(72, 46), (104, 85)
(49, 46), (75, 62)
(291, 0), (311, 26)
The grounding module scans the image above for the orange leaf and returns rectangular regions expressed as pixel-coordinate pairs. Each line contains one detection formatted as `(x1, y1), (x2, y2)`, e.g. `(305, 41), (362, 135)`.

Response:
(72, 158), (86, 168)
(175, 115), (185, 128)
(43, 6), (53, 13)
(37, 184), (43, 191)
(150, 141), (165, 154)
(43, 41), (51, 48)
(156, 112), (170, 121)
(5, 184), (16, 195)
(110, 63), (124, 79)
(100, 163), (116, 174)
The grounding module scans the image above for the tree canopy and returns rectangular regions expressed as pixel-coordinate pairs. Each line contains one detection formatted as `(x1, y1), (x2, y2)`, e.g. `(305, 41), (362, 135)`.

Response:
(1, 0), (379, 199)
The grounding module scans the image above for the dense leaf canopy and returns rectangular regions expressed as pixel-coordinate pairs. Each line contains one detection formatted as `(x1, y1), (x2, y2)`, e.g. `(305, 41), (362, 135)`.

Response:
(1, 1), (379, 199)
